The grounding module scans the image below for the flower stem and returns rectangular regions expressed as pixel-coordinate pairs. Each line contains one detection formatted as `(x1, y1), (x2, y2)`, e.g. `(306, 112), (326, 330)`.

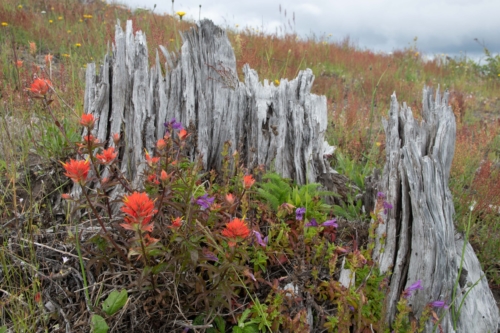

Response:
(81, 186), (129, 263)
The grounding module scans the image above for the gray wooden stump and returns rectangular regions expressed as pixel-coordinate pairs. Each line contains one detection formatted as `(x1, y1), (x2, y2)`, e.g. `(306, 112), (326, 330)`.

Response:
(374, 88), (499, 332)
(83, 19), (346, 196)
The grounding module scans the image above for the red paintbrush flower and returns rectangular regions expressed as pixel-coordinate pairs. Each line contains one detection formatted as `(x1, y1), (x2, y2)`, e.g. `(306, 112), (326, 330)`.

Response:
(79, 113), (95, 128)
(243, 174), (255, 189)
(178, 128), (189, 140)
(221, 218), (251, 246)
(61, 159), (90, 184)
(156, 138), (167, 150)
(28, 78), (52, 96)
(96, 147), (117, 165)
(145, 150), (160, 166)
(120, 192), (157, 232)
(169, 216), (183, 229)
(112, 133), (120, 145)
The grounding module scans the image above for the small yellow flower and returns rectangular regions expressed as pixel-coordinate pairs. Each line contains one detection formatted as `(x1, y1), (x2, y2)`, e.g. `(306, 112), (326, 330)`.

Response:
(18, 5), (23, 9)
(75, 43), (82, 47)
(58, 16), (63, 20)
(169, 38), (174, 42)
(176, 11), (186, 20)
(67, 30), (71, 33)
(274, 79), (280, 85)
(79, 19), (83, 22)
(1, 22), (8, 27)
(62, 53), (70, 58)
(498, 74), (500, 77)
(49, 19), (53, 23)
(415, 52), (419, 57)
(376, 142), (382, 147)
(83, 14), (93, 19)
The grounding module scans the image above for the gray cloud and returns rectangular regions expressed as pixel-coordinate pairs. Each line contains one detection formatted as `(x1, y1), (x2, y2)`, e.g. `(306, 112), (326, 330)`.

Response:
(119, 0), (500, 61)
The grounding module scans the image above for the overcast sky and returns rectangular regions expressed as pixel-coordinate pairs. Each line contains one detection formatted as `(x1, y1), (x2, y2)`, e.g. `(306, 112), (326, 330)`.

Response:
(119, 0), (500, 63)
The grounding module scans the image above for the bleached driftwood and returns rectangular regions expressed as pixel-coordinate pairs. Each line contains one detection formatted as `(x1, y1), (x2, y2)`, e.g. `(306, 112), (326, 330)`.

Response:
(373, 88), (499, 332)
(82, 19), (346, 196)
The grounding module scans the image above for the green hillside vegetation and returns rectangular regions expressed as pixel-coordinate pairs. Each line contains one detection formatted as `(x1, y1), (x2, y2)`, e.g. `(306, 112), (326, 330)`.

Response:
(1, 0), (499, 331)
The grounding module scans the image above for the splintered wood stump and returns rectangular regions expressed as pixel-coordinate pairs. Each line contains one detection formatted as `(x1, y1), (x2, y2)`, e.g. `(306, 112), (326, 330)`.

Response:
(83, 19), (348, 197)
(374, 88), (499, 332)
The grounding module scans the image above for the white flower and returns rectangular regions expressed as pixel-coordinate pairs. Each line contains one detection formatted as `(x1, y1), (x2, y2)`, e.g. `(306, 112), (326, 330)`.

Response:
(62, 256), (69, 264)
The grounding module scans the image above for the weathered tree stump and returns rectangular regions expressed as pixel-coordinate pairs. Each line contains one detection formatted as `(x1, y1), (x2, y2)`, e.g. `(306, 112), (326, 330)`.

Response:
(83, 19), (348, 197)
(374, 88), (499, 332)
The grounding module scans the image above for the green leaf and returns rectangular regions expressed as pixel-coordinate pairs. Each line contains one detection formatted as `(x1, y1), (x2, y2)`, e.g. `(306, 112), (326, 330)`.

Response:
(102, 289), (128, 315)
(232, 327), (243, 333)
(243, 324), (259, 333)
(238, 309), (252, 326)
(151, 262), (168, 274)
(214, 316), (226, 332)
(91, 315), (109, 333)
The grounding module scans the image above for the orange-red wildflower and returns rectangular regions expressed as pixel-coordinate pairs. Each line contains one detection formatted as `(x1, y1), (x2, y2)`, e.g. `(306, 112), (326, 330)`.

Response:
(169, 217), (183, 229)
(243, 174), (255, 189)
(143, 234), (159, 246)
(80, 113), (95, 128)
(61, 159), (90, 184)
(15, 60), (23, 68)
(28, 78), (52, 96)
(221, 218), (251, 246)
(29, 41), (36, 55)
(120, 192), (157, 232)
(145, 150), (160, 166)
(83, 134), (99, 145)
(160, 169), (171, 182)
(156, 138), (167, 150)
(179, 128), (189, 140)
(112, 133), (120, 145)
(96, 147), (117, 164)
(225, 193), (235, 205)
(147, 174), (160, 185)
(61, 193), (71, 200)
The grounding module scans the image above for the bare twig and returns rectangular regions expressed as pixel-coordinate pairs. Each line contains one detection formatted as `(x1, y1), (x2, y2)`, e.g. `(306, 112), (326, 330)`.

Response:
(19, 237), (90, 261)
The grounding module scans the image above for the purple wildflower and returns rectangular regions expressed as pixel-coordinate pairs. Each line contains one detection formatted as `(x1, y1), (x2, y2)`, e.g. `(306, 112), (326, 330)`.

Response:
(296, 207), (306, 220)
(402, 280), (423, 298)
(164, 118), (183, 130)
(348, 305), (355, 312)
(202, 249), (219, 262)
(195, 194), (215, 210)
(253, 230), (268, 247)
(305, 218), (319, 227)
(383, 201), (393, 214)
(377, 192), (386, 199)
(430, 301), (449, 309)
(322, 218), (338, 228)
